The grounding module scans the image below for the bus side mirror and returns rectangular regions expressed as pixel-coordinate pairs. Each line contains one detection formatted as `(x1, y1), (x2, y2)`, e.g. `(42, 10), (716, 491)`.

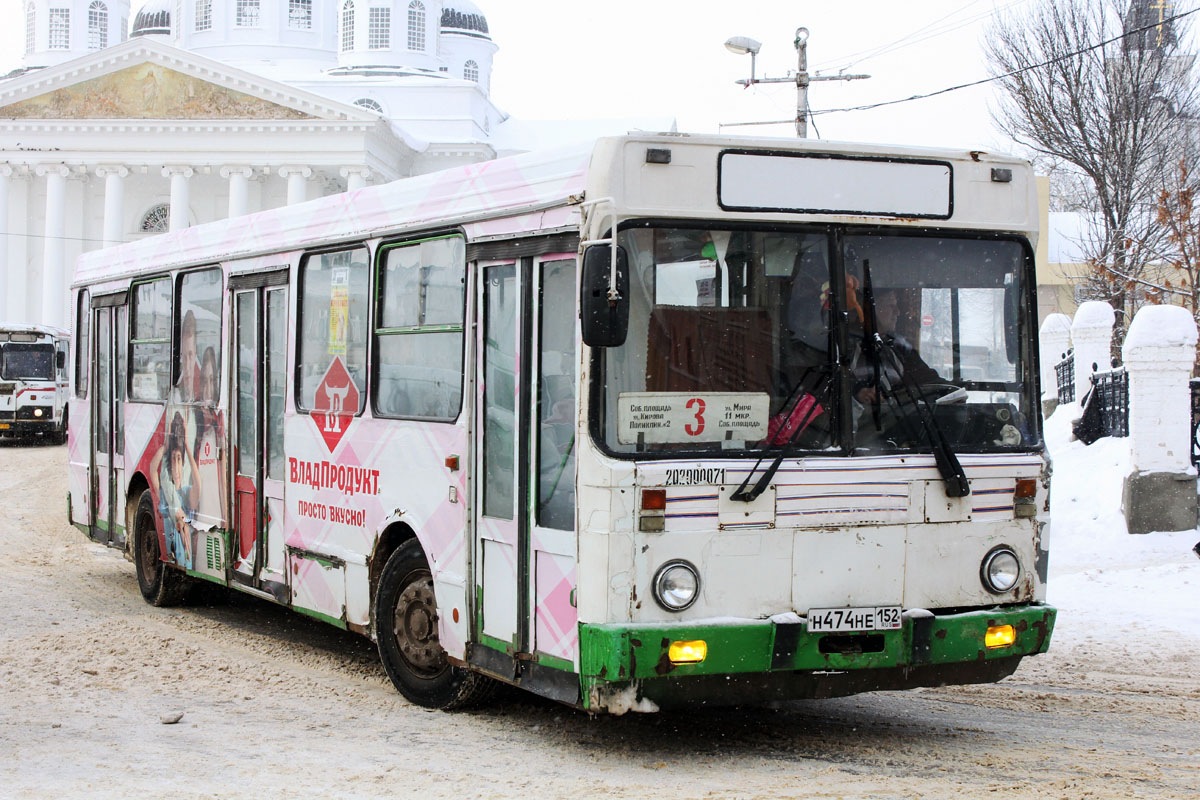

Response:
(580, 244), (630, 348)
(56, 351), (66, 370)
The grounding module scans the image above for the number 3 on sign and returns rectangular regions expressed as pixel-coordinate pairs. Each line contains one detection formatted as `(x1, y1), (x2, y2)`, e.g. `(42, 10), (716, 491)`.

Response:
(685, 397), (706, 436)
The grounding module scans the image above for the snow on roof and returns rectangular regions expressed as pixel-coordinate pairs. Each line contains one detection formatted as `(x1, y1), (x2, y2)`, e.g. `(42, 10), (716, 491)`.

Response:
(491, 116), (678, 157)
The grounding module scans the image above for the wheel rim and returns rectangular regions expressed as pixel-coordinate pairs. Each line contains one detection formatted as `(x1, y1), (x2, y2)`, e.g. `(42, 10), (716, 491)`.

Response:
(392, 570), (447, 677)
(137, 509), (159, 581)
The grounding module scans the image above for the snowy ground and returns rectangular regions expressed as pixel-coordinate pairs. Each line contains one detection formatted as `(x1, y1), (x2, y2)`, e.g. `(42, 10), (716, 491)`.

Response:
(1042, 402), (1200, 650)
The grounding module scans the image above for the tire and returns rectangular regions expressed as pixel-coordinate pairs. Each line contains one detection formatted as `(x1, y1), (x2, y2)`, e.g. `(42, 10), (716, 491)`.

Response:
(132, 489), (189, 607)
(55, 409), (68, 445)
(375, 539), (493, 710)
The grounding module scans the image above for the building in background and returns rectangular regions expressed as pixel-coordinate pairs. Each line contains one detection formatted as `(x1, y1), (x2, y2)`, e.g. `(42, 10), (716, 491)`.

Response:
(1, 0), (673, 327)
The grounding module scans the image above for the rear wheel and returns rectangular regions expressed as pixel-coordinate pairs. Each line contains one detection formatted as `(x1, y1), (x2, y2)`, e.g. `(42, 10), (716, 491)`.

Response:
(375, 539), (493, 709)
(55, 408), (68, 445)
(132, 489), (188, 606)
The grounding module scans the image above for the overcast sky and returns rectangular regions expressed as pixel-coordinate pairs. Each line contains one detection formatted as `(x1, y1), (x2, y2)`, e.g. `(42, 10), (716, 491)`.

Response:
(0, 0), (1097, 155)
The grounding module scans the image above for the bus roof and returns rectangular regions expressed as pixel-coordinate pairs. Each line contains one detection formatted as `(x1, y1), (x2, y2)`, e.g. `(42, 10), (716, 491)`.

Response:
(73, 133), (1034, 287)
(0, 323), (69, 339)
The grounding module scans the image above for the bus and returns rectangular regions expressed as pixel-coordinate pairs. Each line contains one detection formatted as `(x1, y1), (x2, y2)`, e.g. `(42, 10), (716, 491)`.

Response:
(1, 323), (69, 442)
(68, 134), (1055, 713)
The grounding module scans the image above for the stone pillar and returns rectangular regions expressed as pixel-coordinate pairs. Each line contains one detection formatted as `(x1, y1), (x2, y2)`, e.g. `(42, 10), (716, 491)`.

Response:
(95, 165), (128, 247)
(221, 166), (254, 218)
(37, 164), (71, 328)
(1070, 301), (1115, 403)
(340, 166), (371, 192)
(1039, 313), (1073, 415)
(0, 166), (9, 322)
(1122, 305), (1199, 534)
(280, 166), (313, 205)
(162, 166), (194, 232)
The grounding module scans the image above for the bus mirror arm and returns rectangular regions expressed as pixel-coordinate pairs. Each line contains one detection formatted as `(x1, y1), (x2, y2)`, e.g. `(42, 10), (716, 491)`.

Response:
(580, 244), (630, 348)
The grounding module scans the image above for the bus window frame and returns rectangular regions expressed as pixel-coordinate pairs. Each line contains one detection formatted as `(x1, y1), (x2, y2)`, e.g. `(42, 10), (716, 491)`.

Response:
(172, 266), (224, 392)
(294, 242), (372, 417)
(128, 275), (174, 404)
(371, 231), (468, 423)
(75, 288), (90, 398)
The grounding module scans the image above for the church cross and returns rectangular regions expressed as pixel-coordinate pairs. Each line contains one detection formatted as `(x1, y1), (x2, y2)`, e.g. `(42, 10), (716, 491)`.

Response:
(1150, 0), (1173, 47)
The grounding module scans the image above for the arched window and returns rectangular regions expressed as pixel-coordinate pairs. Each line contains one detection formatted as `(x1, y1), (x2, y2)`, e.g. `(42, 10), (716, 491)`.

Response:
(25, 4), (35, 56)
(407, 0), (424, 51)
(341, 0), (354, 51)
(288, 0), (312, 30)
(48, 7), (70, 49)
(354, 98), (383, 113)
(140, 204), (170, 234)
(236, 0), (260, 27)
(368, 6), (390, 49)
(87, 1), (108, 49)
(463, 60), (478, 83)
(195, 0), (212, 31)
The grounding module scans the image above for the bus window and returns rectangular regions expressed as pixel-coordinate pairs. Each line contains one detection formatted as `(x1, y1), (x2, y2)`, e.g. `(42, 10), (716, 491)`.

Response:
(176, 269), (223, 405)
(298, 247), (370, 413)
(130, 278), (172, 402)
(374, 235), (465, 420)
(76, 289), (90, 397)
(537, 259), (576, 530)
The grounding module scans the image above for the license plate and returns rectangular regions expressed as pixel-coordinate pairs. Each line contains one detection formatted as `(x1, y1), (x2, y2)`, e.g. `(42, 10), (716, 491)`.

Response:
(807, 606), (902, 633)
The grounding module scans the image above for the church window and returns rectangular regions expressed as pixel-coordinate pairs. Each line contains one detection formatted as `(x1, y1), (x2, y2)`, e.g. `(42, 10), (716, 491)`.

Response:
(48, 8), (69, 49)
(88, 2), (108, 49)
(195, 0), (211, 31)
(24, 5), (34, 55)
(341, 0), (354, 51)
(463, 60), (478, 83)
(289, 0), (312, 30)
(407, 1), (424, 51)
(369, 7), (390, 49)
(140, 204), (171, 234)
(355, 98), (383, 113)
(236, 0), (260, 27)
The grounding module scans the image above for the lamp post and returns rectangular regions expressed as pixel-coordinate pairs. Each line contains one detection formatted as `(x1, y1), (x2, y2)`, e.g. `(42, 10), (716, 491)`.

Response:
(724, 27), (869, 138)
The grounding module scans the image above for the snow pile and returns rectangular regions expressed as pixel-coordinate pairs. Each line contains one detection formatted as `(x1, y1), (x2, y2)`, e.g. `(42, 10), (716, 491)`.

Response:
(1044, 405), (1200, 643)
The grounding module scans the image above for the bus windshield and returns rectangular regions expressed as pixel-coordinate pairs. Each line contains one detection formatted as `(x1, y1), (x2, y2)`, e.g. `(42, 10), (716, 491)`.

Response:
(0, 343), (55, 381)
(597, 225), (1037, 457)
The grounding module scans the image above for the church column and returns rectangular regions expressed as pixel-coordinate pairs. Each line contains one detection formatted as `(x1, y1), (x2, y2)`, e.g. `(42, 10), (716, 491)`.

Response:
(95, 165), (129, 247)
(340, 166), (372, 192)
(162, 166), (194, 232)
(221, 166), (255, 219)
(36, 165), (70, 328)
(0, 166), (10, 323)
(279, 166), (313, 206)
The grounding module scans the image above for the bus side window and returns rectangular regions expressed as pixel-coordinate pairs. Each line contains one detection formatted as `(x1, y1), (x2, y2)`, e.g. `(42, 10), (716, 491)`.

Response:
(298, 246), (370, 413)
(130, 278), (172, 402)
(374, 235), (466, 420)
(76, 289), (90, 397)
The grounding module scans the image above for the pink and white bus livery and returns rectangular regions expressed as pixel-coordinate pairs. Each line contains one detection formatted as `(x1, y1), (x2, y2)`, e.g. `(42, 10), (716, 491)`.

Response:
(69, 134), (1056, 713)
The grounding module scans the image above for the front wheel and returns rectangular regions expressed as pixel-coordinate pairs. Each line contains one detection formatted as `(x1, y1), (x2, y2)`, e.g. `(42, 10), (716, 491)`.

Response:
(132, 489), (188, 606)
(375, 540), (493, 709)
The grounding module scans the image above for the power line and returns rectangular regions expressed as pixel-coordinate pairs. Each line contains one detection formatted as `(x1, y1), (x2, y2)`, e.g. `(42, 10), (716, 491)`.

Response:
(809, 6), (1200, 118)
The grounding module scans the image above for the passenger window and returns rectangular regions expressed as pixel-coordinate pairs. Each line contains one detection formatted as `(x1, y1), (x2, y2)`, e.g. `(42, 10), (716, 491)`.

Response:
(374, 235), (466, 420)
(298, 247), (370, 412)
(75, 289), (90, 397)
(176, 268), (223, 406)
(130, 278), (172, 402)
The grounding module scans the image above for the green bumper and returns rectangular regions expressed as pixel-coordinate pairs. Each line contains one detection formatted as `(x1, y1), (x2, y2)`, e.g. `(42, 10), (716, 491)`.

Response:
(578, 605), (1055, 710)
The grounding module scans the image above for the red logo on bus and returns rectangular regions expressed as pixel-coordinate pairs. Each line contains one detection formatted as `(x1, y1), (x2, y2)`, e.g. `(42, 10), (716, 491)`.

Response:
(312, 357), (359, 453)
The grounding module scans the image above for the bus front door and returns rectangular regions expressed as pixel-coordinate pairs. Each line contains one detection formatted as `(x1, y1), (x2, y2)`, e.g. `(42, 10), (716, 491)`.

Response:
(90, 304), (127, 548)
(231, 280), (289, 597)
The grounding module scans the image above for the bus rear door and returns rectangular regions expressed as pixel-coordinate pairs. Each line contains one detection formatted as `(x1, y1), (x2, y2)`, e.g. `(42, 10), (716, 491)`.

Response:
(91, 302), (127, 547)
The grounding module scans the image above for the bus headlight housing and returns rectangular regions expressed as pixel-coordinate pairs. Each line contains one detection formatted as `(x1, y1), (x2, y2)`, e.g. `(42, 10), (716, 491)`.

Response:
(981, 546), (1020, 594)
(653, 560), (699, 611)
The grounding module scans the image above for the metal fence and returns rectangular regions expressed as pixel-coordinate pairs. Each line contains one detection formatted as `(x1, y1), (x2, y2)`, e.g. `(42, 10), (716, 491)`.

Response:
(1054, 350), (1075, 402)
(1091, 368), (1129, 439)
(1191, 379), (1200, 466)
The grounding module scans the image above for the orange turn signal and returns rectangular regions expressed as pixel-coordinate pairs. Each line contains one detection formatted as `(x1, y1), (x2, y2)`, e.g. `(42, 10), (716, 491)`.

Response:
(1014, 479), (1037, 499)
(985, 624), (1016, 649)
(668, 640), (707, 664)
(641, 489), (667, 511)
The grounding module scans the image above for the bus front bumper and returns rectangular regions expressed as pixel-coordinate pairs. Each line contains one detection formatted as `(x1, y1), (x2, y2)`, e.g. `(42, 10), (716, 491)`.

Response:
(578, 605), (1055, 712)
(0, 410), (57, 435)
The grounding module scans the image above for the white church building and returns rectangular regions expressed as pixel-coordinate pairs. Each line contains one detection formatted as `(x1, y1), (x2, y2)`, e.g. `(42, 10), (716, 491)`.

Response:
(2, 0), (650, 328)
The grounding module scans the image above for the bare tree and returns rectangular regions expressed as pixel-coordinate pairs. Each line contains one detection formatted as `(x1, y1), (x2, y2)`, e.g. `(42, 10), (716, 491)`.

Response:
(985, 0), (1197, 345)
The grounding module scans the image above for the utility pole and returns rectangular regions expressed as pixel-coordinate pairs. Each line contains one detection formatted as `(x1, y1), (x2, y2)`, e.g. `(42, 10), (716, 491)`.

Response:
(725, 27), (870, 138)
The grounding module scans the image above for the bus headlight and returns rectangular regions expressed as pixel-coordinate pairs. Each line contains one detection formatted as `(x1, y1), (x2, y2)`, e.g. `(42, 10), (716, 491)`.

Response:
(653, 560), (699, 611)
(33, 408), (44, 418)
(981, 546), (1020, 594)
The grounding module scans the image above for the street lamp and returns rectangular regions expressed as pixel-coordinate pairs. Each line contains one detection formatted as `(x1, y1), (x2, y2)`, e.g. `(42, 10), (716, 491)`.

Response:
(723, 27), (869, 138)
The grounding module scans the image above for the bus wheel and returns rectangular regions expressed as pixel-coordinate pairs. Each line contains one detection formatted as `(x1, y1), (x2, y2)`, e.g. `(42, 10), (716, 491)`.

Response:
(132, 490), (188, 607)
(55, 409), (68, 445)
(375, 540), (493, 710)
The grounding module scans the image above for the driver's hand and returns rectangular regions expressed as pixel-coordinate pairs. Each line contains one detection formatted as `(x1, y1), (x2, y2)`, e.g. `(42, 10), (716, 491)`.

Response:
(856, 386), (877, 405)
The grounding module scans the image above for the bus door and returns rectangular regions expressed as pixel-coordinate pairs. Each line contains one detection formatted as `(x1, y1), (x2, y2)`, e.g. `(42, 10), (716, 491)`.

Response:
(91, 303), (127, 547)
(231, 276), (289, 595)
(475, 255), (579, 669)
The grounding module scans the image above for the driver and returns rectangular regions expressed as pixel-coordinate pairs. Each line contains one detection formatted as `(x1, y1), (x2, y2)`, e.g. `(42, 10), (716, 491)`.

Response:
(855, 287), (941, 406)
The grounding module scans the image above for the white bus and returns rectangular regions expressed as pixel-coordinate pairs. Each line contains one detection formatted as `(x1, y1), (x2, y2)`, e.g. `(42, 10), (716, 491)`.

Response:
(1, 323), (70, 442)
(69, 134), (1055, 713)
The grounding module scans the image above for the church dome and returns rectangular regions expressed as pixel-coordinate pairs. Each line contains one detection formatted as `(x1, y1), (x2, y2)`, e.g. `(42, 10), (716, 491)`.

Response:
(131, 0), (171, 37)
(440, 0), (489, 39)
